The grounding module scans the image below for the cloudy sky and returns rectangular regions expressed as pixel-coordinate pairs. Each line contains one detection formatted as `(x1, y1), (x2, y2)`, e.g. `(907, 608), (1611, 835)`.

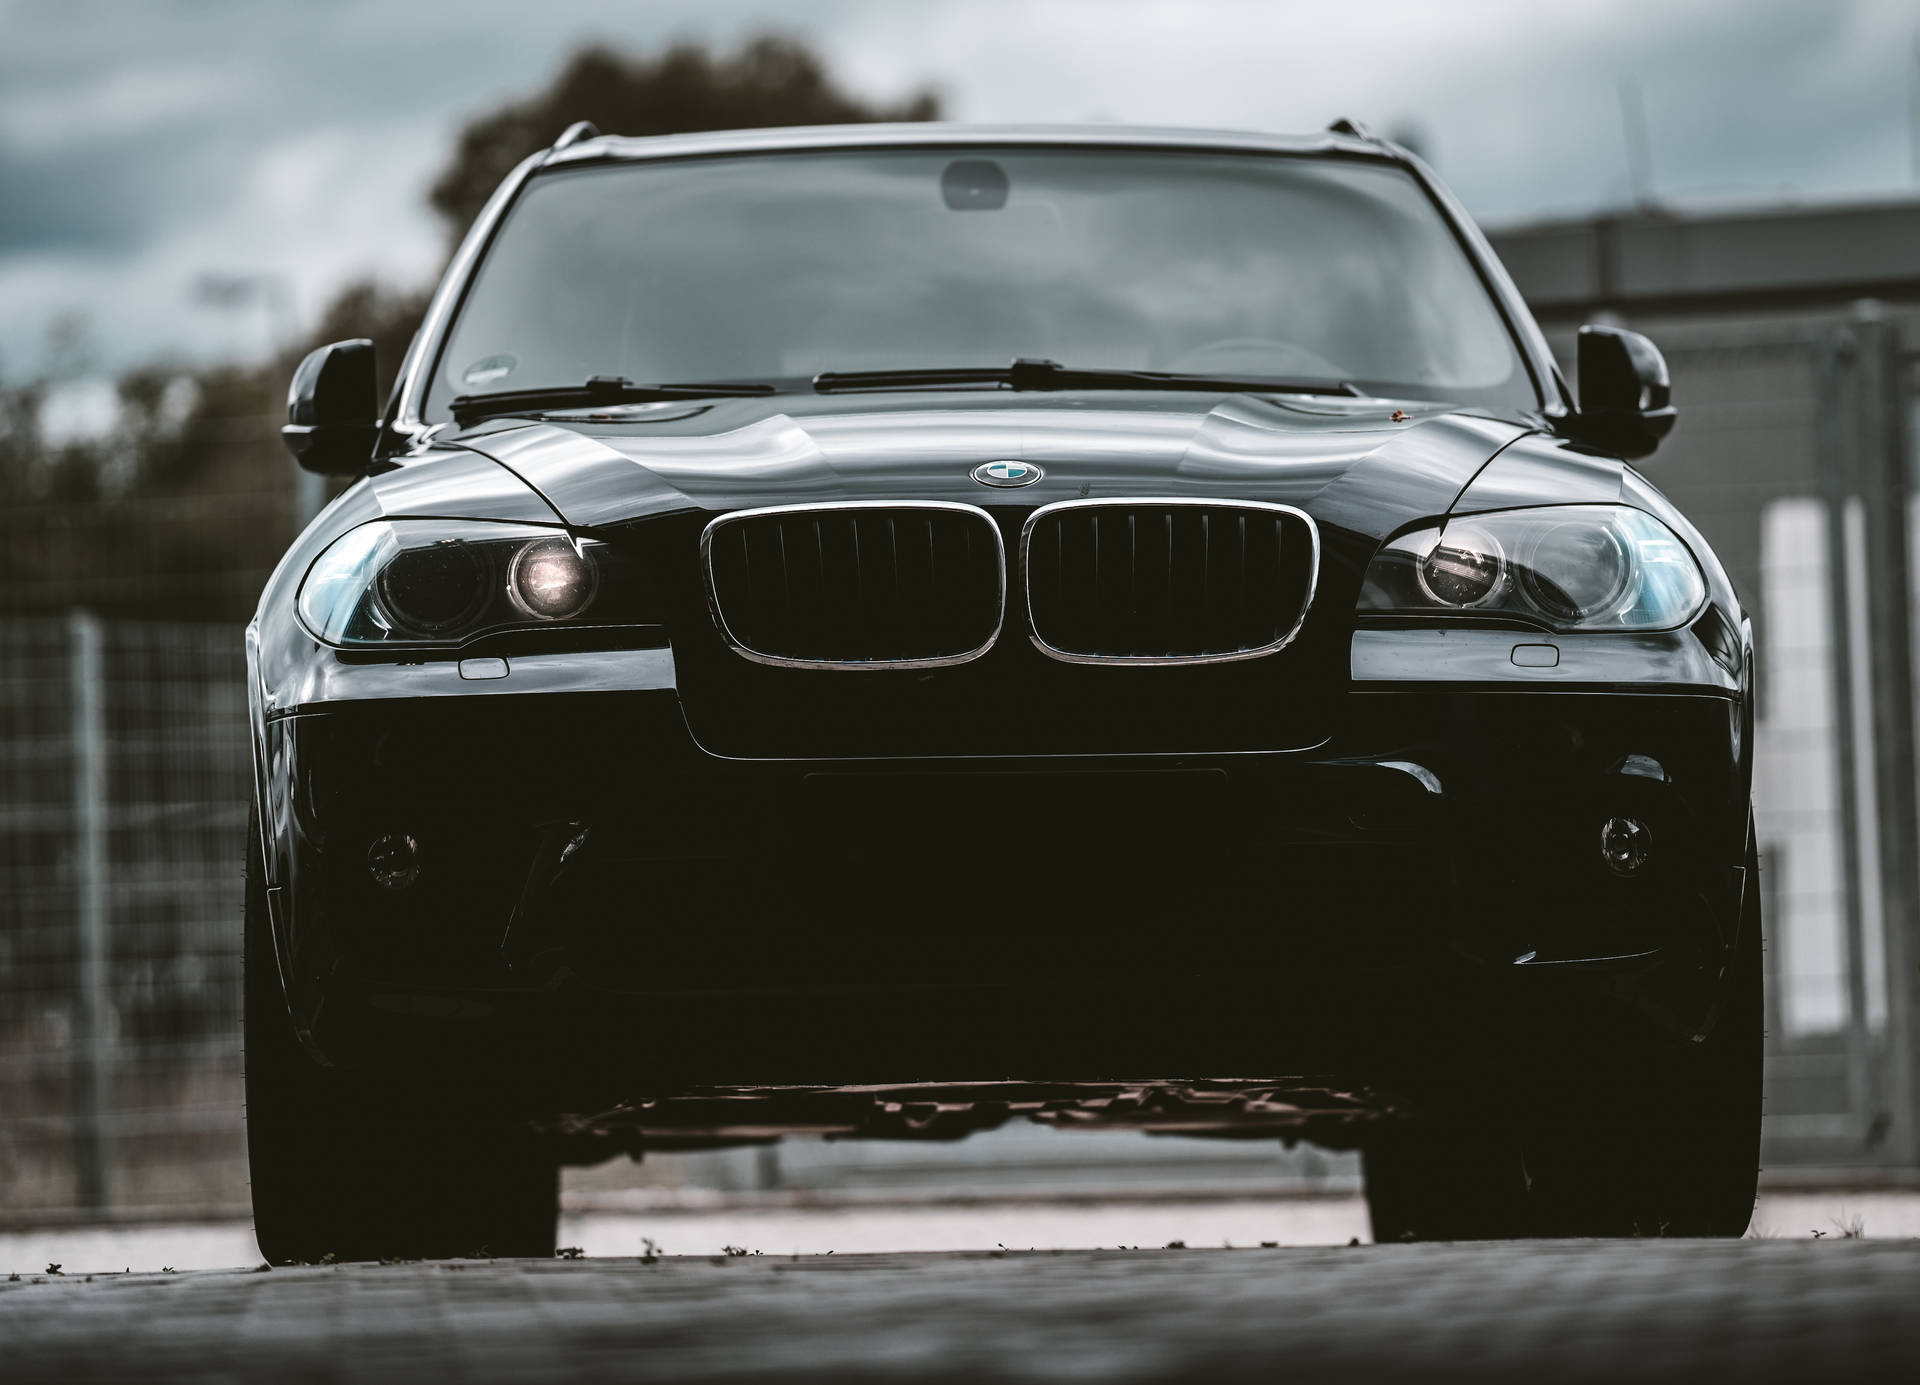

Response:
(3, 0), (1918, 376)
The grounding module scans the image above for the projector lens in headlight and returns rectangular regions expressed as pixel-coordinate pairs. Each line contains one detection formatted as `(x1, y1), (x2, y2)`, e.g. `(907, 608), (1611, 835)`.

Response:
(1417, 523), (1504, 607)
(1517, 517), (1631, 622)
(1358, 505), (1706, 632)
(508, 536), (597, 621)
(376, 541), (488, 635)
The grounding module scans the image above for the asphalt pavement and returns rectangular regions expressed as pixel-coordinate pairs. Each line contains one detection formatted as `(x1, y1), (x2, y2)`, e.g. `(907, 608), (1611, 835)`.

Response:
(5, 1238), (1917, 1383)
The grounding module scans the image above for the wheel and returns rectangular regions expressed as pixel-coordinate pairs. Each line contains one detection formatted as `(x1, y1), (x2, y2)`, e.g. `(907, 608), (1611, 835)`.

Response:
(1363, 1120), (1528, 1242)
(245, 805), (559, 1263)
(1521, 820), (1763, 1237)
(1364, 816), (1763, 1240)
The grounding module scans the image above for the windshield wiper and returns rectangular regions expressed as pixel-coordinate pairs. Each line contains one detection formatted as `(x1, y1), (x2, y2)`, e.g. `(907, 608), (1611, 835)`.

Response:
(813, 358), (1361, 397)
(451, 375), (777, 424)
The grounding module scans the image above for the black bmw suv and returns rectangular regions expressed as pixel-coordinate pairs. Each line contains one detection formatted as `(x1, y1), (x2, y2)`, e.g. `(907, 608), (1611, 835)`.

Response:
(246, 120), (1759, 1260)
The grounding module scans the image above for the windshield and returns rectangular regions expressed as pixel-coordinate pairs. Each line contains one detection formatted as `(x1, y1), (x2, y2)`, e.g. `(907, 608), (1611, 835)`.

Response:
(426, 147), (1535, 419)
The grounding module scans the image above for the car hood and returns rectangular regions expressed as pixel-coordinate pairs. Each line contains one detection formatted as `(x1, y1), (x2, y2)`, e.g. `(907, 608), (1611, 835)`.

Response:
(441, 390), (1535, 543)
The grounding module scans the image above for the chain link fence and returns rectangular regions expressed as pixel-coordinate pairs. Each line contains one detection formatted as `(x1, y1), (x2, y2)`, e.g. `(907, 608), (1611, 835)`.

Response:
(2, 320), (1918, 1219)
(0, 491), (289, 621)
(0, 616), (251, 1218)
(1646, 316), (1920, 1168)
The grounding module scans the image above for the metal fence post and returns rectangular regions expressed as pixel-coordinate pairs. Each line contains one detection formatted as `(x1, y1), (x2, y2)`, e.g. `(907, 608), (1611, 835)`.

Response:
(1815, 333), (1878, 1140)
(1851, 306), (1920, 1167)
(68, 608), (112, 1209)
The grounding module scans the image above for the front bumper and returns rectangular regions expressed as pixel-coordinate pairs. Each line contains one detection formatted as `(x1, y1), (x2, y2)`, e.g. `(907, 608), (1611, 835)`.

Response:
(254, 630), (1750, 1103)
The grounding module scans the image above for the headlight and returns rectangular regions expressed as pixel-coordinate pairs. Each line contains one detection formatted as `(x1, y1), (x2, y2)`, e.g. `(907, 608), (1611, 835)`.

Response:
(506, 536), (598, 621)
(298, 519), (649, 647)
(1358, 505), (1705, 632)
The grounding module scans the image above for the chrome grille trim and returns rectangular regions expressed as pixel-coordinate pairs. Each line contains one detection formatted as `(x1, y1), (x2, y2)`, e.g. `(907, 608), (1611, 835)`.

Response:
(701, 500), (1006, 670)
(1019, 497), (1320, 666)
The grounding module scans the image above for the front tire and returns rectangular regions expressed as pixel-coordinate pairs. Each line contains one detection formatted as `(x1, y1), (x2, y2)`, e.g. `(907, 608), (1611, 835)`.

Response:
(1365, 818), (1763, 1240)
(1363, 1120), (1527, 1242)
(1523, 821), (1763, 1237)
(244, 807), (559, 1263)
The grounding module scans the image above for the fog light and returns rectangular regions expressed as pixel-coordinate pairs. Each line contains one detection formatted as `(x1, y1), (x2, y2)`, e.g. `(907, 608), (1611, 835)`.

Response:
(367, 832), (421, 890)
(1599, 817), (1652, 876)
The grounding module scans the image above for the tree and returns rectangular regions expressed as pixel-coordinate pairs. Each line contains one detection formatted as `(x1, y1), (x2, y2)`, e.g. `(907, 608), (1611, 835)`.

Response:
(428, 35), (941, 242)
(294, 34), (942, 423)
(3, 34), (939, 619)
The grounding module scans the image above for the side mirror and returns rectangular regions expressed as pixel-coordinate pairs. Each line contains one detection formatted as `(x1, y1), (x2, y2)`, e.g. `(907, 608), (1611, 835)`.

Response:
(1570, 325), (1676, 460)
(282, 339), (380, 475)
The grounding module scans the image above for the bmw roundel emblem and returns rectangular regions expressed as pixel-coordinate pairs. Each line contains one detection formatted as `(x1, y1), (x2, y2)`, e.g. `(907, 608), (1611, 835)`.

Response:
(973, 460), (1042, 488)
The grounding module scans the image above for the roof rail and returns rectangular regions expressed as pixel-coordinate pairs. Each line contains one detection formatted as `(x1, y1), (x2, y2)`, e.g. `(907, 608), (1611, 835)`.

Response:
(552, 120), (601, 151)
(1326, 118), (1375, 141)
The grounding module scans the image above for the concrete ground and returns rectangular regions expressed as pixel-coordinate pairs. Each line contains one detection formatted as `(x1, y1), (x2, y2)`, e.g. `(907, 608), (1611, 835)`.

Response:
(3, 1187), (1916, 1274)
(6, 1239), (1918, 1383)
